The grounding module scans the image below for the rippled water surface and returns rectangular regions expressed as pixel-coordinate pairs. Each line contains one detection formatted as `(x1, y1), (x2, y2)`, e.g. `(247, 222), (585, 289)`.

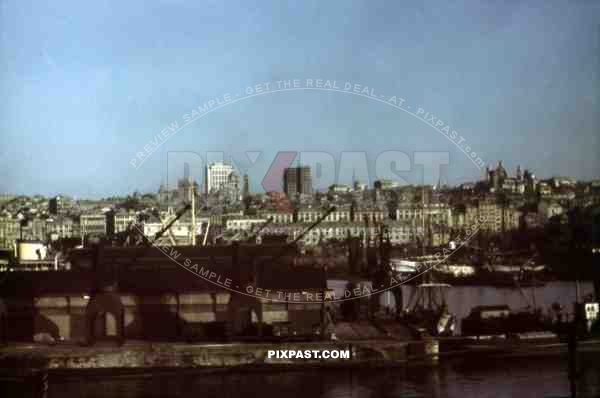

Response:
(47, 351), (600, 398)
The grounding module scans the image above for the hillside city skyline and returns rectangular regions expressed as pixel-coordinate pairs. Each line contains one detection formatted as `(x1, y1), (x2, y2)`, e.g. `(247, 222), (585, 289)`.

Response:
(2, 158), (597, 200)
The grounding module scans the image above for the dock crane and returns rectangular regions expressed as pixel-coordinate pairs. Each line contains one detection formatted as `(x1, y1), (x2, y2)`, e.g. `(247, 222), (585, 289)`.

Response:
(116, 202), (194, 272)
(147, 203), (192, 246)
(254, 207), (336, 267)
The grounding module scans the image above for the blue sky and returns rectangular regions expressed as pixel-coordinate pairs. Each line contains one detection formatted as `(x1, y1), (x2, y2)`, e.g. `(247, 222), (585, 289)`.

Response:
(1, 0), (598, 198)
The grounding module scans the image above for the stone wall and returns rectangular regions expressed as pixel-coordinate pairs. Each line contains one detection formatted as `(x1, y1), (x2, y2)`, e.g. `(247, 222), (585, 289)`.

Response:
(10, 341), (411, 369)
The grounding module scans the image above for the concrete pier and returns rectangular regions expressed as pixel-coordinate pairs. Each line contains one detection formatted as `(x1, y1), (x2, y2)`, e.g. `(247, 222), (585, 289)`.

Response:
(0, 340), (431, 373)
(3, 336), (595, 379)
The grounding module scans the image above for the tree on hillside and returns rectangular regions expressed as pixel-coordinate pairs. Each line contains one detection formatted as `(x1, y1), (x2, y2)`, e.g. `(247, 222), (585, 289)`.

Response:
(543, 206), (596, 281)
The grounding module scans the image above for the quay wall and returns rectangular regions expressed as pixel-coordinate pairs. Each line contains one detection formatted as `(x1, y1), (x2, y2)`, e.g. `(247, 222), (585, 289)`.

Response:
(0, 341), (430, 371)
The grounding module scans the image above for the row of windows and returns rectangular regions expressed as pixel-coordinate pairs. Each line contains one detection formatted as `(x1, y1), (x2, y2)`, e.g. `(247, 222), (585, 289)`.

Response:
(302, 233), (414, 244)
(233, 227), (421, 237)
(227, 220), (266, 228)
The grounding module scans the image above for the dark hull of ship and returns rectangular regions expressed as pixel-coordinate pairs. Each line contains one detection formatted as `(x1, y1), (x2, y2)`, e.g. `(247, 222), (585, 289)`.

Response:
(461, 311), (550, 337)
(429, 270), (550, 288)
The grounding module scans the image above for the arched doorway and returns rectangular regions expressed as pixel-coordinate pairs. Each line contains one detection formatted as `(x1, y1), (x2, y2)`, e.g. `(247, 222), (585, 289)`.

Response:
(93, 311), (118, 338)
(85, 292), (124, 345)
(0, 298), (6, 343)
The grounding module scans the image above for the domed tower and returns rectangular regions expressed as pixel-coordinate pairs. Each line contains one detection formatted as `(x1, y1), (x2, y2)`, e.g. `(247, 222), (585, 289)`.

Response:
(497, 161), (507, 179)
(489, 164), (498, 192)
(495, 161), (507, 189)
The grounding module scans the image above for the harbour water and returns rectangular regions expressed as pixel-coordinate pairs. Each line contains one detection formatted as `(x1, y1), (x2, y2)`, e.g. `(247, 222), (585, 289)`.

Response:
(47, 351), (600, 398)
(330, 281), (595, 333)
(5, 282), (599, 397)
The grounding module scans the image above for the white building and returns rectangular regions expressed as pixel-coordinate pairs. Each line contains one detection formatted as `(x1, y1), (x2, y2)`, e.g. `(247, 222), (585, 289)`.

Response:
(114, 212), (137, 233)
(256, 210), (295, 224)
(46, 216), (78, 239)
(396, 202), (452, 226)
(329, 184), (352, 193)
(80, 213), (107, 237)
(225, 217), (268, 233)
(538, 200), (564, 222)
(143, 216), (208, 246)
(204, 162), (239, 195)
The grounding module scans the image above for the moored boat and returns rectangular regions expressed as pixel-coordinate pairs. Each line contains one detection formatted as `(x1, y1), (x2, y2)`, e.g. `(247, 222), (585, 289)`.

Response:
(461, 304), (549, 338)
(400, 281), (457, 337)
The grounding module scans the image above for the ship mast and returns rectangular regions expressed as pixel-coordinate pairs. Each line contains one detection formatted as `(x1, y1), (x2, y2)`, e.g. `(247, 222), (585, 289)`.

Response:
(191, 184), (196, 246)
(422, 184), (425, 256)
(422, 184), (429, 283)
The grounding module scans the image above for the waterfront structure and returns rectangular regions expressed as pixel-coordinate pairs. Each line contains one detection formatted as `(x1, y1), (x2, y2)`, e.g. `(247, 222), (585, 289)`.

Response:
(283, 166), (313, 197)
(0, 245), (328, 343)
